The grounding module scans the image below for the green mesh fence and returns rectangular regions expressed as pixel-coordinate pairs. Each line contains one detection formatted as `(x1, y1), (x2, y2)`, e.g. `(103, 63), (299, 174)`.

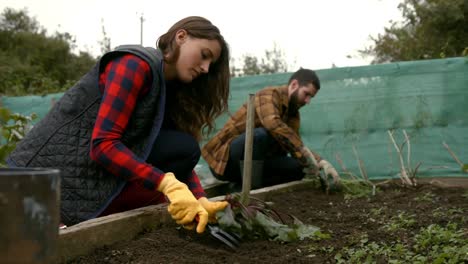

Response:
(1, 92), (63, 122)
(2, 57), (467, 185)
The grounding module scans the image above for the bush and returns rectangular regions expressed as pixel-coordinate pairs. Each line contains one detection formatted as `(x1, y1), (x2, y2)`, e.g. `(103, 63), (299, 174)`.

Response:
(0, 106), (36, 165)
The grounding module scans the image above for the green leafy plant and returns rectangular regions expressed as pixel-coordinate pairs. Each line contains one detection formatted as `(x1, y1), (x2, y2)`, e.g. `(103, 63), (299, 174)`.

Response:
(333, 149), (379, 198)
(433, 207), (466, 225)
(412, 223), (468, 263)
(463, 164), (468, 173)
(334, 223), (468, 263)
(413, 192), (436, 202)
(463, 191), (468, 199)
(0, 106), (36, 165)
(216, 193), (320, 242)
(370, 207), (385, 216)
(340, 179), (377, 200)
(0, 8), (97, 96)
(383, 212), (416, 232)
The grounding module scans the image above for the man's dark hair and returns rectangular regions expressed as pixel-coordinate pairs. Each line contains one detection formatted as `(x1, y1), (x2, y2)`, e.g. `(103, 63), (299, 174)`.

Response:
(288, 68), (320, 90)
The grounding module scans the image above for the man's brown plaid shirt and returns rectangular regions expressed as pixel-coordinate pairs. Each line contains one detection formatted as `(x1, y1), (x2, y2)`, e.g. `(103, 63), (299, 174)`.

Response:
(202, 85), (321, 177)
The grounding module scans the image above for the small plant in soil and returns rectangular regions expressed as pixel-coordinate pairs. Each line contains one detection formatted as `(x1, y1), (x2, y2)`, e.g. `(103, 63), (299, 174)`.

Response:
(334, 223), (468, 263)
(413, 191), (436, 202)
(339, 179), (377, 200)
(216, 193), (322, 242)
(382, 211), (416, 232)
(463, 191), (468, 199)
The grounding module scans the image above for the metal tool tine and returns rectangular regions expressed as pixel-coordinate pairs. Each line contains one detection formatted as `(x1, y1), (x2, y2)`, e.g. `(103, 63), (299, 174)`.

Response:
(208, 225), (240, 250)
(216, 228), (240, 247)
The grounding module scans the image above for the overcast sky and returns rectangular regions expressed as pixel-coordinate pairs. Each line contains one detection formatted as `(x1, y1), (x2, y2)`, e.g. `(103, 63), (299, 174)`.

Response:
(1, 0), (403, 70)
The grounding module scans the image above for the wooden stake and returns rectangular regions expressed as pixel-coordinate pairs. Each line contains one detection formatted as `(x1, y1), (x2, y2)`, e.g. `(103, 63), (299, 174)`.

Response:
(335, 153), (358, 180)
(442, 141), (464, 168)
(403, 130), (411, 170)
(240, 94), (255, 205)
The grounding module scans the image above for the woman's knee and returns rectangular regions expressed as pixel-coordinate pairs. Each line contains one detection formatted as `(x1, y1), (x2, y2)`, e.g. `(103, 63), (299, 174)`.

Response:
(177, 131), (201, 164)
(148, 130), (200, 167)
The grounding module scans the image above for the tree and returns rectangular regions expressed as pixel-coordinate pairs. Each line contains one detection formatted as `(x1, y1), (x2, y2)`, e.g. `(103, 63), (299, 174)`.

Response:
(360, 0), (468, 64)
(241, 55), (262, 76)
(0, 7), (96, 95)
(0, 7), (41, 33)
(237, 44), (289, 77)
(259, 43), (288, 74)
(98, 18), (111, 56)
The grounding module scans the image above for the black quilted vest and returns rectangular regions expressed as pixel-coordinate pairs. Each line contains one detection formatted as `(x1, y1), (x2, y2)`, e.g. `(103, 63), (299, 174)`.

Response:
(7, 45), (166, 225)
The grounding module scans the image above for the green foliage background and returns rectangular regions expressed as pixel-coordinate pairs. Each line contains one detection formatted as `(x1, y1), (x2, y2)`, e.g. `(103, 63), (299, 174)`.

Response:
(0, 106), (35, 165)
(361, 0), (468, 63)
(0, 7), (96, 96)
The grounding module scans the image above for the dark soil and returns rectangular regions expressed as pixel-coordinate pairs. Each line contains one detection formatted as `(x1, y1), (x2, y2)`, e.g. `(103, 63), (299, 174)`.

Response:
(67, 182), (468, 264)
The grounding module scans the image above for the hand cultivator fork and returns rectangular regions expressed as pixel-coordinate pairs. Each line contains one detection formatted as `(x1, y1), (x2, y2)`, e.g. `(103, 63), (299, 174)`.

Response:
(206, 224), (240, 250)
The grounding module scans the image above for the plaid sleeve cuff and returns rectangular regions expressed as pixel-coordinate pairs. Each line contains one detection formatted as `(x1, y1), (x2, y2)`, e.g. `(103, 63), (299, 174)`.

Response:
(141, 166), (165, 190)
(187, 170), (206, 198)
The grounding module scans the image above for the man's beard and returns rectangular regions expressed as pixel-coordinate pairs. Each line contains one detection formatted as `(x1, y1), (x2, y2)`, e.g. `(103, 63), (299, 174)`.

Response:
(289, 90), (302, 112)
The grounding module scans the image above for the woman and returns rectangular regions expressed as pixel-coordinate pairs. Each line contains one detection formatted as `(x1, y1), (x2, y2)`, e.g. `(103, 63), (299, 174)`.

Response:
(7, 16), (230, 233)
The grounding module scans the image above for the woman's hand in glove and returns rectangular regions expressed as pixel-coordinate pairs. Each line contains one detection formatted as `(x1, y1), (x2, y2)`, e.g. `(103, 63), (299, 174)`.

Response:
(157, 173), (209, 233)
(198, 197), (229, 223)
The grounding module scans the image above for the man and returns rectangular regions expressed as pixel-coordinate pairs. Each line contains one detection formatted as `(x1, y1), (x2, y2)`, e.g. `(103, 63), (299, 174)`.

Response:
(202, 68), (340, 189)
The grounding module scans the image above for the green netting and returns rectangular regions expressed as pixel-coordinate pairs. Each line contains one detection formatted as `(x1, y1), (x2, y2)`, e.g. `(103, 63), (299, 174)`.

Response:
(1, 93), (63, 122)
(2, 57), (468, 185)
(204, 57), (468, 182)
(305, 57), (467, 180)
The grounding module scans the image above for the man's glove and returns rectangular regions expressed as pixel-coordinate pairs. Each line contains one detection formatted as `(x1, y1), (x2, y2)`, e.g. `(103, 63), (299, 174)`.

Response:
(157, 173), (208, 233)
(198, 197), (229, 223)
(318, 159), (341, 191)
(301, 146), (319, 177)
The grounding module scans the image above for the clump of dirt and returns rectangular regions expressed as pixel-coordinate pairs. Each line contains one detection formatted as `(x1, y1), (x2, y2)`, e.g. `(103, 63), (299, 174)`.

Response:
(67, 182), (468, 264)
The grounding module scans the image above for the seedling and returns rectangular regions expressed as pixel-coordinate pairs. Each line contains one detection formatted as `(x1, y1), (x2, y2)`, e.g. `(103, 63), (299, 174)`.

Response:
(335, 222), (468, 263)
(413, 192), (436, 202)
(216, 193), (320, 243)
(463, 191), (468, 199)
(370, 207), (385, 217)
(382, 212), (416, 232)
(334, 150), (377, 199)
(341, 179), (377, 200)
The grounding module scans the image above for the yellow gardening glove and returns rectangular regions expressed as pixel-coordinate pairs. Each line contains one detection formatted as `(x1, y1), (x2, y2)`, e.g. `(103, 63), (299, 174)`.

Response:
(318, 159), (341, 189)
(198, 197), (229, 223)
(157, 173), (209, 233)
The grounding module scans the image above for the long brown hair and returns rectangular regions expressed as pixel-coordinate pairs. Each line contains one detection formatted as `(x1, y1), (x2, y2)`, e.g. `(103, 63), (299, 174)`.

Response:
(157, 16), (230, 141)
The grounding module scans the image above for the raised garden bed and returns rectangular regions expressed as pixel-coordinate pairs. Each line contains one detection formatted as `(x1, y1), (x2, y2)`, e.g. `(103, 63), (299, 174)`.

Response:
(63, 179), (468, 263)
